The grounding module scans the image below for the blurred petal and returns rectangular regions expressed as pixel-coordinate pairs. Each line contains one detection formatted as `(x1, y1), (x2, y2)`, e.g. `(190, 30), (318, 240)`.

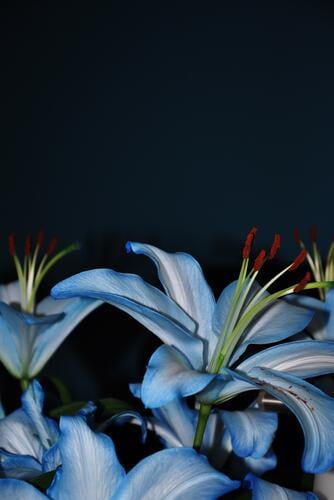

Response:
(141, 345), (215, 407)
(230, 299), (314, 365)
(243, 450), (277, 476)
(244, 473), (316, 499)
(114, 447), (240, 499)
(127, 242), (216, 348)
(0, 281), (21, 306)
(29, 297), (101, 377)
(222, 409), (278, 458)
(0, 409), (44, 460)
(0, 450), (42, 479)
(51, 270), (203, 368)
(47, 416), (125, 500)
(0, 302), (25, 377)
(0, 479), (47, 499)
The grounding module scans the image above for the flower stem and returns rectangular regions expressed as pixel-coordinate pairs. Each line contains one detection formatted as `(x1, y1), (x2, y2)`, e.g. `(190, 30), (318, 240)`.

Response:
(20, 378), (29, 391)
(193, 403), (211, 451)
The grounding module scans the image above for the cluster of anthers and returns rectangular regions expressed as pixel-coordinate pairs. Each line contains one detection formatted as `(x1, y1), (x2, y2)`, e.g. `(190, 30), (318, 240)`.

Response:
(294, 225), (334, 300)
(8, 231), (79, 314)
(209, 227), (331, 374)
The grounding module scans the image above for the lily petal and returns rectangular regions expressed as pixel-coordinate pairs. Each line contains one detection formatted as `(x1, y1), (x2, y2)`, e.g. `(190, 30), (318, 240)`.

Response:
(0, 479), (47, 499)
(0, 281), (21, 306)
(0, 302), (28, 377)
(222, 409), (278, 458)
(243, 450), (278, 476)
(0, 409), (44, 460)
(244, 473), (317, 499)
(29, 297), (101, 377)
(230, 299), (314, 365)
(127, 242), (216, 348)
(0, 450), (42, 479)
(113, 447), (240, 499)
(51, 270), (203, 368)
(288, 291), (334, 341)
(47, 416), (126, 500)
(141, 345), (215, 408)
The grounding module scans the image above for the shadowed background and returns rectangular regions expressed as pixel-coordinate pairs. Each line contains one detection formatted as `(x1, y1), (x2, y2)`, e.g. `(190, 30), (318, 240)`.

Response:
(0, 2), (333, 484)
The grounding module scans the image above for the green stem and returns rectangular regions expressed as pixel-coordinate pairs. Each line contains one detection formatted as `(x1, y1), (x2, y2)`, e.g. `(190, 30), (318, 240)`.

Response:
(193, 403), (211, 451)
(20, 378), (29, 391)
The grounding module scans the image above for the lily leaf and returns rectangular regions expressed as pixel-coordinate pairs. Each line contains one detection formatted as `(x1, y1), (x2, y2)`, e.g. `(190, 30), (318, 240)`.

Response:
(46, 375), (72, 405)
(98, 397), (134, 417)
(49, 401), (87, 418)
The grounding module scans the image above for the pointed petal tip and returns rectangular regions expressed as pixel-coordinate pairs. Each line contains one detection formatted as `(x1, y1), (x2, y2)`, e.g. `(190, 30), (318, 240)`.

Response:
(125, 241), (133, 254)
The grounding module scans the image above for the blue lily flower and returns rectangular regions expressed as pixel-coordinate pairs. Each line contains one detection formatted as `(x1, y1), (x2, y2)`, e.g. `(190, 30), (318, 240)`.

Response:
(131, 384), (277, 474)
(0, 415), (240, 499)
(0, 233), (101, 382)
(0, 380), (60, 479)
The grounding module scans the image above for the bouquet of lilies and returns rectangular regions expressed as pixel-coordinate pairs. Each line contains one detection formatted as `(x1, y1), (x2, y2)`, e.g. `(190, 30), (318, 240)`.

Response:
(0, 227), (334, 499)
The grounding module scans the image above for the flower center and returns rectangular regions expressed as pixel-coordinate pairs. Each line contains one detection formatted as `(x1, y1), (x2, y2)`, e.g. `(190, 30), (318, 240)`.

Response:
(8, 231), (79, 313)
(208, 228), (331, 373)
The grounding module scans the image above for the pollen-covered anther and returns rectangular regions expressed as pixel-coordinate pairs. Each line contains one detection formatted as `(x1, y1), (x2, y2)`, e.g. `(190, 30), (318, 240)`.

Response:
(242, 227), (258, 259)
(8, 233), (16, 257)
(293, 272), (311, 293)
(269, 233), (280, 260)
(25, 235), (32, 257)
(47, 237), (58, 256)
(289, 249), (307, 271)
(253, 249), (266, 271)
(310, 224), (317, 243)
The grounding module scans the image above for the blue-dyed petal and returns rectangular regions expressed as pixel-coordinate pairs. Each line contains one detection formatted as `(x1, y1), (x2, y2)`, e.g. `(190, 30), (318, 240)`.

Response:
(230, 299), (314, 365)
(0, 450), (42, 479)
(0, 479), (47, 499)
(127, 242), (216, 349)
(0, 302), (26, 377)
(243, 450), (277, 476)
(47, 416), (125, 500)
(244, 473), (317, 499)
(28, 297), (101, 377)
(247, 367), (334, 473)
(207, 341), (334, 403)
(0, 281), (21, 306)
(141, 345), (215, 407)
(222, 409), (278, 458)
(290, 290), (334, 341)
(21, 381), (59, 451)
(52, 270), (204, 369)
(113, 447), (240, 499)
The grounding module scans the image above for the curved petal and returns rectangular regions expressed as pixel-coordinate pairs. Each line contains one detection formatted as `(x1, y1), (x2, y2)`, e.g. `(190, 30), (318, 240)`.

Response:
(0, 450), (42, 479)
(151, 398), (197, 448)
(29, 297), (101, 377)
(246, 367), (334, 473)
(243, 450), (277, 476)
(47, 416), (125, 500)
(127, 242), (216, 348)
(244, 473), (316, 499)
(113, 447), (240, 500)
(51, 270), (203, 369)
(0, 303), (26, 377)
(0, 408), (44, 460)
(0, 282), (21, 306)
(0, 479), (47, 499)
(222, 409), (278, 458)
(141, 345), (215, 408)
(230, 299), (314, 365)
(209, 341), (334, 403)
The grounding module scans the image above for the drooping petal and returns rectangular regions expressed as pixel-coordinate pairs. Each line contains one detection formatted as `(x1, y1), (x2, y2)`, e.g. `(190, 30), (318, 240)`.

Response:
(127, 242), (216, 348)
(51, 270), (203, 368)
(113, 447), (240, 500)
(207, 341), (334, 403)
(47, 416), (125, 500)
(28, 297), (101, 377)
(0, 479), (47, 500)
(229, 299), (314, 365)
(245, 367), (334, 473)
(244, 473), (317, 499)
(141, 345), (215, 408)
(222, 409), (278, 458)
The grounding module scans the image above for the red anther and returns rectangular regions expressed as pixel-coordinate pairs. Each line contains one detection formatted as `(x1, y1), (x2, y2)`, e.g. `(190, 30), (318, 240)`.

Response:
(25, 234), (32, 256)
(269, 233), (281, 260)
(289, 249), (307, 271)
(8, 234), (16, 257)
(293, 228), (301, 245)
(47, 237), (58, 256)
(293, 272), (311, 294)
(310, 224), (317, 243)
(242, 227), (258, 259)
(36, 230), (44, 248)
(253, 249), (266, 271)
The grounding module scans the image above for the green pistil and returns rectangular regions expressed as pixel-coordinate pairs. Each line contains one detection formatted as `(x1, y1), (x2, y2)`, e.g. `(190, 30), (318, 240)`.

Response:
(193, 403), (211, 450)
